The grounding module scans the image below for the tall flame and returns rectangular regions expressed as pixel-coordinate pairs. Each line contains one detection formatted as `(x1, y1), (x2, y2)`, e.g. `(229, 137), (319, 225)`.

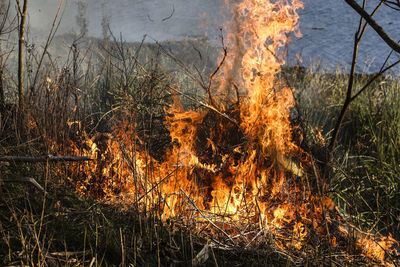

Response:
(65, 0), (398, 265)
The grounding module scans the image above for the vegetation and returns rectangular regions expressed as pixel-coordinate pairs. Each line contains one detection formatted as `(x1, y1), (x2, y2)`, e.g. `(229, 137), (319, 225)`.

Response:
(285, 63), (400, 240)
(0, 1), (400, 266)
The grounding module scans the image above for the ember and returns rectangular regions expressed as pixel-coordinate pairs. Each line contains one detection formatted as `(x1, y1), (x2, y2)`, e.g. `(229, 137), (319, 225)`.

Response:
(65, 0), (398, 265)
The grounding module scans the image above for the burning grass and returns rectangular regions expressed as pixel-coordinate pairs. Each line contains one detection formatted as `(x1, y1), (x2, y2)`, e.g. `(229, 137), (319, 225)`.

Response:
(60, 0), (399, 265)
(63, 108), (398, 265)
(1, 0), (400, 265)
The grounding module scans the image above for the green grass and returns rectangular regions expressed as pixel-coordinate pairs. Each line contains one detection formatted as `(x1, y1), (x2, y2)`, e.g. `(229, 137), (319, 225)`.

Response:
(284, 63), (400, 239)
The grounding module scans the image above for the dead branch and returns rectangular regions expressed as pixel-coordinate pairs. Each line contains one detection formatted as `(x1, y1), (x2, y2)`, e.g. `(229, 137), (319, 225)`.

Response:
(154, 40), (209, 91)
(0, 155), (93, 162)
(207, 28), (228, 107)
(134, 166), (180, 205)
(180, 189), (236, 245)
(130, 50), (239, 126)
(383, 0), (400, 11)
(327, 0), (390, 162)
(344, 0), (400, 53)
(29, 0), (64, 98)
(16, 0), (29, 134)
(49, 250), (90, 257)
(0, 0), (10, 32)
(2, 177), (44, 192)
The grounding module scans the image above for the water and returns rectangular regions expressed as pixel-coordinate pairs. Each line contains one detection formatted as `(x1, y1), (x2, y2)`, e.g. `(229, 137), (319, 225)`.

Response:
(293, 0), (400, 72)
(30, 0), (400, 72)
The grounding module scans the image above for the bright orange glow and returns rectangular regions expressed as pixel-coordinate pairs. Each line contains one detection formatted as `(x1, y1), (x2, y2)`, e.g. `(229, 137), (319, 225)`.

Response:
(64, 0), (398, 265)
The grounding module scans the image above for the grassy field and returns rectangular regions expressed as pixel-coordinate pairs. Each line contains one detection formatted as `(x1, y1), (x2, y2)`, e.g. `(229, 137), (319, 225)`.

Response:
(0, 34), (399, 266)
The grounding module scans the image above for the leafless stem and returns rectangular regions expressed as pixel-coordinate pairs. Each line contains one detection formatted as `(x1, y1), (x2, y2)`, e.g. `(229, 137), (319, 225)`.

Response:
(133, 166), (180, 205)
(207, 28), (228, 107)
(29, 0), (64, 99)
(16, 0), (28, 134)
(180, 189), (235, 245)
(2, 176), (45, 192)
(0, 155), (93, 162)
(344, 0), (400, 53)
(327, 0), (390, 163)
(130, 50), (239, 126)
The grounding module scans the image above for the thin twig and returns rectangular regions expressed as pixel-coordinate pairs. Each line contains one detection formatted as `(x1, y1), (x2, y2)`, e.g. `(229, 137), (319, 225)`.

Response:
(207, 28), (228, 107)
(30, 0), (64, 98)
(180, 189), (235, 245)
(344, 0), (400, 53)
(49, 250), (90, 257)
(2, 177), (45, 192)
(351, 59), (400, 101)
(130, 51), (239, 126)
(327, 0), (388, 160)
(154, 40), (207, 89)
(133, 166), (180, 205)
(0, 155), (93, 162)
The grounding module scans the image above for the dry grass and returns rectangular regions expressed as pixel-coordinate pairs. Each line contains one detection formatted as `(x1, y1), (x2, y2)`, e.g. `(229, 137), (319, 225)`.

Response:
(0, 33), (399, 266)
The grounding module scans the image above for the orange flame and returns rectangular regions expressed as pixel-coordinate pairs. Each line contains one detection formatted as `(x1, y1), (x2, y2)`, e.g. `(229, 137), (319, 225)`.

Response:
(64, 0), (398, 264)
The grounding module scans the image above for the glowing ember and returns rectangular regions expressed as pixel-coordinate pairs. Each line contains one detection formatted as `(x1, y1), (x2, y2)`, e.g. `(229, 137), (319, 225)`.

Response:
(64, 0), (398, 265)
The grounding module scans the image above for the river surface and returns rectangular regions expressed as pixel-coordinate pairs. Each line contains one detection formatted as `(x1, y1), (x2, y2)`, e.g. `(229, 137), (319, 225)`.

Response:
(30, 0), (400, 72)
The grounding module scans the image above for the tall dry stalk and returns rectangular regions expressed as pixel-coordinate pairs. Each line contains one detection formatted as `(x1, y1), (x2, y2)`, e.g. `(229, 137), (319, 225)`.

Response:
(0, 0), (9, 112)
(16, 0), (29, 135)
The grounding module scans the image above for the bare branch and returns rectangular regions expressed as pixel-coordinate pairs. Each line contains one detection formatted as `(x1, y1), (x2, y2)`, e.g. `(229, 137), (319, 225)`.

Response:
(0, 0), (10, 32)
(351, 58), (400, 101)
(30, 0), (64, 98)
(136, 40), (238, 125)
(0, 155), (93, 162)
(2, 177), (45, 191)
(383, 0), (400, 11)
(344, 0), (400, 53)
(207, 28), (227, 107)
(328, 0), (392, 158)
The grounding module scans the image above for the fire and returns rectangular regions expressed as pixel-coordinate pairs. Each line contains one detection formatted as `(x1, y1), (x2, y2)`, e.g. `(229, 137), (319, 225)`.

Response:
(64, 0), (398, 265)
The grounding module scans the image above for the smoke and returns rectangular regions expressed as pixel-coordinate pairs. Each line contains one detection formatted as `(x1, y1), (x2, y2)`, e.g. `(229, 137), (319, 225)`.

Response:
(28, 0), (75, 37)
(28, 0), (222, 42)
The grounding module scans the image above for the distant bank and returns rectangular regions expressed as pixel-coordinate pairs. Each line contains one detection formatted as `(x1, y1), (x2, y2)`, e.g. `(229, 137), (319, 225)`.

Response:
(29, 0), (400, 72)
